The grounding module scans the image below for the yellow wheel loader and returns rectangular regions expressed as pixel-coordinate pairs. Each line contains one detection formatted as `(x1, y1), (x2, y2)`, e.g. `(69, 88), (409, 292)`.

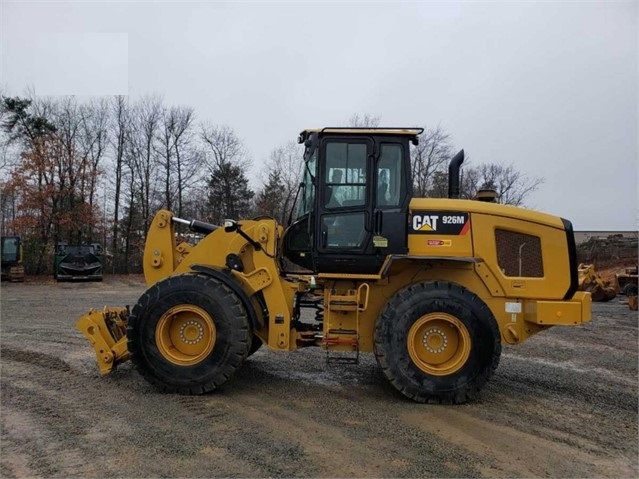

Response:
(77, 128), (591, 403)
(577, 263), (617, 302)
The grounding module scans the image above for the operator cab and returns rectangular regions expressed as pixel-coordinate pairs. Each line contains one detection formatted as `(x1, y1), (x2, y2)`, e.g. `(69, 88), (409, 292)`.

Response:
(282, 127), (422, 274)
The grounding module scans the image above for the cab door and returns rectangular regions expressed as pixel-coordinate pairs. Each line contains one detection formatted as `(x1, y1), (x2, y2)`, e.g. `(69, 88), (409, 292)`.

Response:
(314, 137), (409, 274)
(373, 142), (410, 258)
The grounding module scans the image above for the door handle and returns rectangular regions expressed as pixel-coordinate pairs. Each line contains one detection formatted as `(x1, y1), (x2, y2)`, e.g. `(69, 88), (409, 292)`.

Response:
(374, 210), (382, 235)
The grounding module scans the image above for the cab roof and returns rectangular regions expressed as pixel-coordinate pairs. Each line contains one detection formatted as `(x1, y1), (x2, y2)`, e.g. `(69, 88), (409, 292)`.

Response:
(298, 127), (424, 144)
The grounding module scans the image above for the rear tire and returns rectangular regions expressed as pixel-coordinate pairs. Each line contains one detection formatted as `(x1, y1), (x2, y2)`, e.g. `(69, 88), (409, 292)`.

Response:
(127, 273), (250, 394)
(374, 281), (500, 404)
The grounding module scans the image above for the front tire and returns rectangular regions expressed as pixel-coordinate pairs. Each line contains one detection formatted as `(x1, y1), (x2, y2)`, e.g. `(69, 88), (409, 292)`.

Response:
(247, 334), (263, 357)
(374, 281), (501, 404)
(127, 273), (251, 394)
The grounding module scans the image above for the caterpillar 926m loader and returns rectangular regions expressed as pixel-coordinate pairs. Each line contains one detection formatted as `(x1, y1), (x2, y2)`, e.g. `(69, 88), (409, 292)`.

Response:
(77, 128), (591, 404)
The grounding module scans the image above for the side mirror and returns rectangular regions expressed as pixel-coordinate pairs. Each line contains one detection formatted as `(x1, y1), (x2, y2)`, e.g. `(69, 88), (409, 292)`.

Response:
(224, 219), (238, 233)
(223, 219), (262, 251)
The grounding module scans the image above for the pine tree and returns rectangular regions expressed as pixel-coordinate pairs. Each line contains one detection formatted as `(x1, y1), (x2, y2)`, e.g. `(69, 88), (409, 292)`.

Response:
(207, 161), (254, 225)
(254, 169), (286, 222)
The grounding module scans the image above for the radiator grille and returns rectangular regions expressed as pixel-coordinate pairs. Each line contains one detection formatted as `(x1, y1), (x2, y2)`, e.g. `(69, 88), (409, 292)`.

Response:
(495, 229), (543, 277)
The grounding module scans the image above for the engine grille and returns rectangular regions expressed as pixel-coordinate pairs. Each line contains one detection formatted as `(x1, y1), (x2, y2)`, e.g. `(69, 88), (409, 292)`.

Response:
(495, 229), (543, 277)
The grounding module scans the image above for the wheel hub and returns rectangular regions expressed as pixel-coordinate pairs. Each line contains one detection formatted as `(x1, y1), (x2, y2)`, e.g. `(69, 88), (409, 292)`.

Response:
(422, 328), (448, 354)
(156, 305), (216, 366)
(180, 320), (204, 344)
(407, 312), (471, 376)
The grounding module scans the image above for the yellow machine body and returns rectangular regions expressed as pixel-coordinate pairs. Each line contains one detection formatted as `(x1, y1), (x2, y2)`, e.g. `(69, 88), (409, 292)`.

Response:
(75, 127), (591, 403)
(78, 202), (590, 375)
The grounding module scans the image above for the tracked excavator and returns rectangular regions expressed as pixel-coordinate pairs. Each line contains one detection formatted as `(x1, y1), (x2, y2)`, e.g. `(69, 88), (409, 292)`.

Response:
(1, 236), (25, 282)
(76, 128), (591, 404)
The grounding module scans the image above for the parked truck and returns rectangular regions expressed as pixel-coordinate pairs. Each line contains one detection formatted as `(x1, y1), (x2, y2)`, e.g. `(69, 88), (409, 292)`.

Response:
(55, 242), (104, 281)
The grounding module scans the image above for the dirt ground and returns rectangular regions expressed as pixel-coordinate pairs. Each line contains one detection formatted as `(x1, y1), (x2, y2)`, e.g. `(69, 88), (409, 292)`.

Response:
(1, 277), (637, 478)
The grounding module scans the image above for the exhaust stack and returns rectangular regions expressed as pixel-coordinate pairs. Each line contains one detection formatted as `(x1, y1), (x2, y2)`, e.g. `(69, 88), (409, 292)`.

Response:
(448, 149), (465, 199)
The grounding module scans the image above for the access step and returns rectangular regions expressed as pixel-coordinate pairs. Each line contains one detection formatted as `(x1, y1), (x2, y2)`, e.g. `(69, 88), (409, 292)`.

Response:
(322, 329), (359, 364)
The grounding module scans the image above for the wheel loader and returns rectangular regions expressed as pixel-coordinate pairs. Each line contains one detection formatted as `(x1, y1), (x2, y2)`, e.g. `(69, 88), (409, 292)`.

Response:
(77, 128), (591, 404)
(577, 263), (617, 302)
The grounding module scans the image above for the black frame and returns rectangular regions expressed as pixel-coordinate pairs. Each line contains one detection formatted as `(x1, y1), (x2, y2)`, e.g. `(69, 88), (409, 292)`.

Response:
(282, 131), (414, 274)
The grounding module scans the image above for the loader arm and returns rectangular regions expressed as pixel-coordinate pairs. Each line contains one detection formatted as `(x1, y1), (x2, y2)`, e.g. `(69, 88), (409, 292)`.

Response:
(76, 209), (300, 374)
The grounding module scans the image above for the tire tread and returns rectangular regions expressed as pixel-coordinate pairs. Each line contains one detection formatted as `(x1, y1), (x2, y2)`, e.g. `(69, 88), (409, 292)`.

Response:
(373, 280), (501, 404)
(127, 273), (250, 395)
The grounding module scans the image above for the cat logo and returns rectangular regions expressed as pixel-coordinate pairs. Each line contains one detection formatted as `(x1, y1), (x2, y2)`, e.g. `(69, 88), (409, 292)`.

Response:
(412, 214), (439, 231)
(410, 211), (470, 235)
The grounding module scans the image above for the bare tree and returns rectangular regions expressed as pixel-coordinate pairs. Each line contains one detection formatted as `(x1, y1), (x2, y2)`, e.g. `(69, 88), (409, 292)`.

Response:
(109, 95), (130, 257)
(128, 96), (163, 234)
(346, 113), (381, 128)
(255, 141), (303, 224)
(168, 106), (198, 218)
(463, 163), (544, 206)
(200, 123), (250, 171)
(46, 96), (105, 245)
(425, 170), (449, 199)
(200, 124), (253, 224)
(157, 105), (175, 211)
(425, 159), (543, 206)
(411, 126), (454, 197)
(78, 98), (109, 240)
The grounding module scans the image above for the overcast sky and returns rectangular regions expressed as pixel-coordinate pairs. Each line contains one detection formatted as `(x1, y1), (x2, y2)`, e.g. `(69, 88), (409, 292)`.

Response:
(1, 1), (636, 230)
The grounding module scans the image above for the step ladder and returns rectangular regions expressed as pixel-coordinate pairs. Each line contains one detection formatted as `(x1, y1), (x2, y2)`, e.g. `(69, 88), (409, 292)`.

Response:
(322, 283), (370, 364)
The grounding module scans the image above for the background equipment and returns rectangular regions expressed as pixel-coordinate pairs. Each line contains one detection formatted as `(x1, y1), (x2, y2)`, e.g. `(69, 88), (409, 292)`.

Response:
(55, 242), (104, 281)
(1, 236), (25, 282)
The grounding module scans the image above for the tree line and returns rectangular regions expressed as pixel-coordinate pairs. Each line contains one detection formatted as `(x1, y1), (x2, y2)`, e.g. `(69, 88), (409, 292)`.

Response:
(0, 96), (542, 275)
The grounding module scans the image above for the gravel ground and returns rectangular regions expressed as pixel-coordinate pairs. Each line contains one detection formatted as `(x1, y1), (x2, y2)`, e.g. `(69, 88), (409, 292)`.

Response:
(1, 277), (637, 478)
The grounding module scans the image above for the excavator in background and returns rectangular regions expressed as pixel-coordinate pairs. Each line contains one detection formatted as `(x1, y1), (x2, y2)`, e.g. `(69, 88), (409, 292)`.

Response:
(1, 236), (25, 282)
(76, 127), (591, 404)
(577, 264), (617, 302)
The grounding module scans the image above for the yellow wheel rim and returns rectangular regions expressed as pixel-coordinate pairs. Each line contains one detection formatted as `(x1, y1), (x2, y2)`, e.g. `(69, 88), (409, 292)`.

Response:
(155, 305), (216, 366)
(407, 312), (471, 376)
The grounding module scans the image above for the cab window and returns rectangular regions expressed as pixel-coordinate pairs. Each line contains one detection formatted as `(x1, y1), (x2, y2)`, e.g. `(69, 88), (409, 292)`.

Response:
(296, 148), (317, 219)
(377, 144), (403, 207)
(324, 142), (367, 209)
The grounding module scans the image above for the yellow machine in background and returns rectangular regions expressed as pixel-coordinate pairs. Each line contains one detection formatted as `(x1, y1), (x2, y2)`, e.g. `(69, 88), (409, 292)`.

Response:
(577, 264), (617, 302)
(77, 128), (591, 404)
